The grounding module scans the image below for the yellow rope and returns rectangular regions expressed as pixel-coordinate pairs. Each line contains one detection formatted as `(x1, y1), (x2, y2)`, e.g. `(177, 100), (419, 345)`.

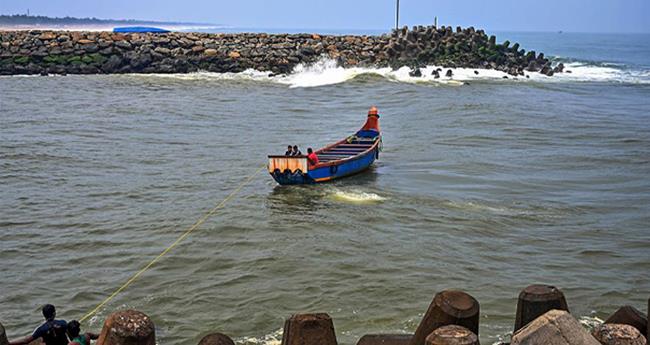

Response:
(79, 165), (265, 323)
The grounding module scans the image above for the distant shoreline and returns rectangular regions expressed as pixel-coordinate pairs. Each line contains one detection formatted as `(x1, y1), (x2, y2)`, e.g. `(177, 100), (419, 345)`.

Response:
(0, 24), (223, 32)
(0, 14), (219, 32)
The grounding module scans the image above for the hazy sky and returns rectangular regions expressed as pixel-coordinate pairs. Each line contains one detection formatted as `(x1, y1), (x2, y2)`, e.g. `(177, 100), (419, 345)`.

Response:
(1, 0), (649, 33)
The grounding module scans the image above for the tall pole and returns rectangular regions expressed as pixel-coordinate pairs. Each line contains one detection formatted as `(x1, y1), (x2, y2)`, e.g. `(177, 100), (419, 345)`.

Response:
(395, 0), (400, 30)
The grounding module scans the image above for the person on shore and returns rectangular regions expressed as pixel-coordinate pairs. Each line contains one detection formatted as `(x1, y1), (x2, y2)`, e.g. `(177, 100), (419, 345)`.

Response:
(291, 145), (302, 156)
(285, 145), (293, 156)
(66, 320), (98, 345)
(307, 148), (319, 166)
(9, 304), (68, 345)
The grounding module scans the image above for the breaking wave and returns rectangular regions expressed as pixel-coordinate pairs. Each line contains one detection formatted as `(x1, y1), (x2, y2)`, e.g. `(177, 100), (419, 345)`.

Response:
(7, 56), (648, 87)
(132, 56), (650, 87)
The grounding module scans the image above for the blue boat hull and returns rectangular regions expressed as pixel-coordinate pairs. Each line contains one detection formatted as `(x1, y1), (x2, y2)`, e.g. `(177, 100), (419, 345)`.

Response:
(270, 146), (378, 185)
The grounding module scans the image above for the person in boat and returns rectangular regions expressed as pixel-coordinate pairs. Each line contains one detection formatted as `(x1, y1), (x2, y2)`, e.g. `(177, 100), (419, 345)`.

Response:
(291, 145), (302, 156)
(285, 145), (293, 156)
(9, 304), (68, 345)
(307, 147), (319, 166)
(66, 320), (98, 345)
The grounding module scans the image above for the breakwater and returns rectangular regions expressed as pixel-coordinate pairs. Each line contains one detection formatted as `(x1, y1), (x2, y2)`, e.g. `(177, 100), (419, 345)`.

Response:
(2, 285), (647, 345)
(0, 26), (563, 76)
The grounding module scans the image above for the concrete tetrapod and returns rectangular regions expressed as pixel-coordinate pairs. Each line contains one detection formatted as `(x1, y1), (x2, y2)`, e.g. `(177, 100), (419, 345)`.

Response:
(96, 310), (155, 345)
(604, 306), (648, 338)
(409, 290), (480, 345)
(514, 284), (569, 333)
(511, 309), (599, 345)
(592, 323), (646, 345)
(424, 325), (479, 345)
(281, 313), (338, 345)
(357, 334), (413, 345)
(198, 333), (236, 345)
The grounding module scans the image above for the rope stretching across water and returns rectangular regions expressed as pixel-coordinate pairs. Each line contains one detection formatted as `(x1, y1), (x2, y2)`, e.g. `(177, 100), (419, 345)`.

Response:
(79, 165), (265, 323)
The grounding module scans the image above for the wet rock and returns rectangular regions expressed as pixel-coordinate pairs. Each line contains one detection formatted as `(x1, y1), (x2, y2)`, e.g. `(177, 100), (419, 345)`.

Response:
(511, 310), (599, 345)
(445, 69), (453, 77)
(425, 325), (479, 345)
(96, 310), (155, 345)
(357, 335), (412, 345)
(409, 290), (480, 345)
(592, 324), (646, 345)
(101, 54), (123, 73)
(432, 70), (440, 78)
(605, 306), (647, 336)
(281, 313), (337, 345)
(409, 68), (422, 77)
(198, 333), (235, 345)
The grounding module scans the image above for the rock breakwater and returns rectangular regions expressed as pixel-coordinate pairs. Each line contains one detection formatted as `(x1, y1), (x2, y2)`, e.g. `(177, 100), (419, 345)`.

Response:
(0, 26), (563, 76)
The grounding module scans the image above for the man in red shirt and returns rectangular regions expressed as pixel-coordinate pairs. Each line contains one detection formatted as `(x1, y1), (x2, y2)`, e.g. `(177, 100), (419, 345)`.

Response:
(307, 147), (319, 166)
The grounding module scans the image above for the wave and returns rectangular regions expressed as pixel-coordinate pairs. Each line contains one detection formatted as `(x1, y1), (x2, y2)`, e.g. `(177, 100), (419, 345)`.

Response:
(5, 56), (648, 86)
(131, 56), (650, 87)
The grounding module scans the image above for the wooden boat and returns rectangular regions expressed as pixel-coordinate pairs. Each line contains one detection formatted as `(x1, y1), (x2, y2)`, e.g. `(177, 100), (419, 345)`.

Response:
(268, 107), (382, 185)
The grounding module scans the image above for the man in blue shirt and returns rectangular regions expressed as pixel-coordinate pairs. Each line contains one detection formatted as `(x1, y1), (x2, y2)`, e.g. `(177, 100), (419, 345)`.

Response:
(9, 304), (68, 345)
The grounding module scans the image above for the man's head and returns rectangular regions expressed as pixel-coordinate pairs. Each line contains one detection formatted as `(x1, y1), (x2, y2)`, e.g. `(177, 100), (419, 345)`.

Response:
(42, 304), (56, 320)
(287, 145), (292, 151)
(307, 148), (313, 154)
(67, 320), (81, 338)
(293, 145), (299, 151)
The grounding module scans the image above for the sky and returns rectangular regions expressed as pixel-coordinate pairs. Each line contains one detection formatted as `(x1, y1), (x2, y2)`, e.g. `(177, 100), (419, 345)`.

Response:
(1, 0), (649, 33)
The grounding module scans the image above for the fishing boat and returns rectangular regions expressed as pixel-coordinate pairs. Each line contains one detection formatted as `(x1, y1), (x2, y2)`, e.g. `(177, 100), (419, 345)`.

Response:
(268, 107), (382, 185)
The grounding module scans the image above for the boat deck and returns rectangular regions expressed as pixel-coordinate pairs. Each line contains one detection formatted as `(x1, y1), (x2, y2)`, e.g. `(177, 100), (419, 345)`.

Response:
(317, 140), (376, 162)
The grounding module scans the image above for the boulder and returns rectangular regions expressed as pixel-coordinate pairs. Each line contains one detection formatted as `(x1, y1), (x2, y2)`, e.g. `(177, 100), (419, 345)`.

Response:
(445, 69), (453, 77)
(198, 333), (235, 345)
(96, 310), (155, 345)
(511, 310), (599, 345)
(281, 313), (337, 345)
(604, 306), (647, 336)
(101, 55), (122, 73)
(409, 68), (422, 77)
(357, 335), (412, 345)
(114, 41), (132, 49)
(592, 324), (646, 345)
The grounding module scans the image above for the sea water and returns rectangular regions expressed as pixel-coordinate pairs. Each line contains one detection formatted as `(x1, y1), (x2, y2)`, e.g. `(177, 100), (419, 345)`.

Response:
(1, 31), (649, 345)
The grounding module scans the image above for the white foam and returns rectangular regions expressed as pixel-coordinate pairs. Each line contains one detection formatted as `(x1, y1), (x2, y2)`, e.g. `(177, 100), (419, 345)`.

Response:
(330, 188), (387, 203)
(237, 328), (282, 345)
(8, 55), (647, 86)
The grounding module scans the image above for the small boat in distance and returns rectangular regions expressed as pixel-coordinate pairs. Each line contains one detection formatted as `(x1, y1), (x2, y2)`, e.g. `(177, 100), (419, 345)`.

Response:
(113, 27), (171, 33)
(268, 107), (382, 185)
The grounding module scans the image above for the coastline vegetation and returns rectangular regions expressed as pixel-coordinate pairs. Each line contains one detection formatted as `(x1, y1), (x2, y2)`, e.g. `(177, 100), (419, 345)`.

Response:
(0, 14), (213, 27)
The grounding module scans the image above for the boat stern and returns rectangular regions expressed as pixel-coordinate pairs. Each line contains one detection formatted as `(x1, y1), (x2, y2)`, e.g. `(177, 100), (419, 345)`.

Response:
(268, 156), (314, 185)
